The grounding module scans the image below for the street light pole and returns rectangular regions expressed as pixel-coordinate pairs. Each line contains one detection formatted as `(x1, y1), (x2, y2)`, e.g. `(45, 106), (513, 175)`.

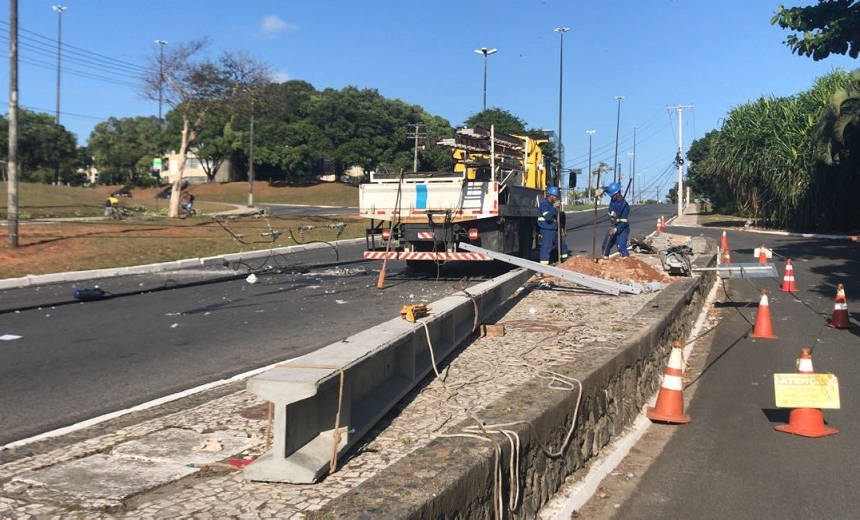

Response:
(612, 95), (624, 184)
(554, 27), (569, 192)
(52, 5), (66, 186)
(627, 152), (634, 199)
(155, 39), (168, 124)
(474, 47), (497, 112)
(586, 130), (595, 198)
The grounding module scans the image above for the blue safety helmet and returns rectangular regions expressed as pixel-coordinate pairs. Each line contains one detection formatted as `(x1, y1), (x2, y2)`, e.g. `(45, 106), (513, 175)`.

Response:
(546, 186), (561, 198)
(604, 182), (621, 196)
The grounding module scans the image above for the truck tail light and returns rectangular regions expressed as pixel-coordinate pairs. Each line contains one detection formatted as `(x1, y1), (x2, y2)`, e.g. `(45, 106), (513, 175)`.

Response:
(468, 228), (479, 240)
(381, 228), (391, 240)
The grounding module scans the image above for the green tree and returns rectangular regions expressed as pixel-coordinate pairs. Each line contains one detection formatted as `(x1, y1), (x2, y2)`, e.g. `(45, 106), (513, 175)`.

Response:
(771, 0), (860, 60)
(685, 130), (728, 210)
(699, 70), (854, 230)
(88, 116), (162, 186)
(0, 110), (76, 183)
(814, 69), (860, 166)
(140, 40), (270, 217)
(464, 108), (526, 134)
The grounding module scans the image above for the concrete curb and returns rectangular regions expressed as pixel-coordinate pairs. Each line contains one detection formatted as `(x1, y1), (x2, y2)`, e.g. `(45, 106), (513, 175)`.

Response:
(0, 238), (366, 291)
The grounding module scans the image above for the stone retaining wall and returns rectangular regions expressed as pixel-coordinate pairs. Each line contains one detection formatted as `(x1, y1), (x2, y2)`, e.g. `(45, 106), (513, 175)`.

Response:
(310, 248), (717, 519)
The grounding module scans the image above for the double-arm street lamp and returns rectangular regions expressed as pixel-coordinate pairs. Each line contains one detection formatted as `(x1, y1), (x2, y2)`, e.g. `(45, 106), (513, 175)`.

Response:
(474, 47), (497, 112)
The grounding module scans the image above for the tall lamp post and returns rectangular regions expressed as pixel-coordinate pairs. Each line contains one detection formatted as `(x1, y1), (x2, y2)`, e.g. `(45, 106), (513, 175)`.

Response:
(554, 27), (569, 191)
(474, 47), (497, 111)
(627, 152), (634, 198)
(612, 95), (624, 183)
(52, 5), (66, 186)
(155, 39), (168, 124)
(586, 130), (595, 198)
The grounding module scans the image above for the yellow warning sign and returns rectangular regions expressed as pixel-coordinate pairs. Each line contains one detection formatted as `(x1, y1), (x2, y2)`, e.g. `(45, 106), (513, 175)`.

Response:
(774, 373), (840, 409)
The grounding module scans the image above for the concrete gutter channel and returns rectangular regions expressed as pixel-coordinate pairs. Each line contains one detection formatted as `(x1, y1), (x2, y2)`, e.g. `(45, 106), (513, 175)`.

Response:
(0, 234), (717, 518)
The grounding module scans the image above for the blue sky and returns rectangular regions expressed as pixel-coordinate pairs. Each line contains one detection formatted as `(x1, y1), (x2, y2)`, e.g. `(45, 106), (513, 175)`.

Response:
(1, 1), (857, 199)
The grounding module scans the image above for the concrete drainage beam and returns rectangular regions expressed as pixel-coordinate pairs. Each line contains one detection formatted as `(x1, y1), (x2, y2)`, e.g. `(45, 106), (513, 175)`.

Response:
(243, 267), (533, 484)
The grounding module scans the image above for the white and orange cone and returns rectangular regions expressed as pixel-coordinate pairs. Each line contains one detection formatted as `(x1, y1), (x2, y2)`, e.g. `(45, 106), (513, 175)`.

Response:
(656, 218), (663, 232)
(779, 259), (798, 293)
(775, 348), (838, 437)
(647, 341), (691, 424)
(718, 231), (731, 265)
(757, 244), (768, 264)
(827, 284), (851, 329)
(751, 289), (777, 339)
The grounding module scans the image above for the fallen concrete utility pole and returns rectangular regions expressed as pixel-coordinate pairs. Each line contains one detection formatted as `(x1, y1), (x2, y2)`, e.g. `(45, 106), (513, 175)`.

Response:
(458, 243), (640, 295)
(692, 263), (778, 279)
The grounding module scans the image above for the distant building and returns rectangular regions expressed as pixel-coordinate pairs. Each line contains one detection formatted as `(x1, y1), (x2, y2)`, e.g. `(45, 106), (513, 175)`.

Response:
(159, 151), (238, 184)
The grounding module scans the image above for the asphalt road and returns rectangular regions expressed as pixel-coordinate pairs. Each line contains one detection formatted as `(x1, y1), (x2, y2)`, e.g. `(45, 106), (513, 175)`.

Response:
(589, 226), (860, 518)
(0, 242), (483, 446)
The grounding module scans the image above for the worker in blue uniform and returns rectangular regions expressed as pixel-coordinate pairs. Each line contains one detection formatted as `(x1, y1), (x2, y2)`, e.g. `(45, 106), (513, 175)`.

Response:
(601, 182), (630, 258)
(538, 186), (569, 265)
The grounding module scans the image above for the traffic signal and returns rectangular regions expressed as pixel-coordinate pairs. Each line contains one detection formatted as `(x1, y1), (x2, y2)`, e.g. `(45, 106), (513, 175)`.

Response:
(569, 168), (581, 189)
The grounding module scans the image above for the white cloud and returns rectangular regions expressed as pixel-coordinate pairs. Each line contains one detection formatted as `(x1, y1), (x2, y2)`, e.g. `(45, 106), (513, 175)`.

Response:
(272, 70), (291, 83)
(261, 15), (296, 37)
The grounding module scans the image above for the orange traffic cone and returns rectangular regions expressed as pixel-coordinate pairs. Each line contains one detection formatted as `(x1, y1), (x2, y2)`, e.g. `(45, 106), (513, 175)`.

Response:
(751, 289), (777, 339)
(757, 244), (767, 264)
(656, 218), (663, 232)
(718, 232), (731, 265)
(647, 341), (691, 424)
(775, 348), (838, 437)
(661, 215), (666, 229)
(827, 284), (852, 329)
(779, 259), (798, 292)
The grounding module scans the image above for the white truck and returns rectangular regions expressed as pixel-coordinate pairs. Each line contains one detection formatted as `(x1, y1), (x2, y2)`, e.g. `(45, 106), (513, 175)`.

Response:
(359, 126), (561, 270)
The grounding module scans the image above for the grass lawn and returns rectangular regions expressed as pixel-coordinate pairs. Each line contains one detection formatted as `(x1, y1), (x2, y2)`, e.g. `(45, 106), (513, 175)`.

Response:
(0, 182), (365, 279)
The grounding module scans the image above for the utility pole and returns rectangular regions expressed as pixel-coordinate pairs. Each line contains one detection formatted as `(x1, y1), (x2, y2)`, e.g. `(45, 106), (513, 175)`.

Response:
(586, 130), (595, 198)
(155, 39), (168, 124)
(669, 104), (694, 219)
(52, 5), (67, 186)
(555, 27), (569, 191)
(406, 123), (426, 172)
(612, 95), (624, 183)
(631, 126), (637, 202)
(8, 0), (19, 247)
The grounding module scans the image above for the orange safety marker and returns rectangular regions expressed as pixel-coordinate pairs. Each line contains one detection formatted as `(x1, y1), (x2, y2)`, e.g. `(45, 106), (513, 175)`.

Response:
(656, 218), (663, 232)
(827, 283), (852, 329)
(775, 348), (838, 437)
(661, 215), (666, 229)
(751, 289), (777, 339)
(779, 259), (798, 292)
(757, 244), (768, 264)
(720, 231), (729, 252)
(646, 341), (691, 424)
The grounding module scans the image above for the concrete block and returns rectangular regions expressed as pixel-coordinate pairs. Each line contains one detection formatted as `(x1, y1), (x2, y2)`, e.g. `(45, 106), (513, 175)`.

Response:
(112, 427), (255, 465)
(244, 267), (533, 484)
(11, 454), (196, 510)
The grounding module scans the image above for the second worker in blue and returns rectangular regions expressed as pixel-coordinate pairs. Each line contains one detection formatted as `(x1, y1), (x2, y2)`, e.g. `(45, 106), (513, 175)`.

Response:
(601, 182), (631, 258)
(538, 186), (569, 265)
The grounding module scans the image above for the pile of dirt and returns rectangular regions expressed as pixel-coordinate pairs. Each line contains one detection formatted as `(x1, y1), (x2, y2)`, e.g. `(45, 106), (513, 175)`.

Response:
(554, 254), (673, 285)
